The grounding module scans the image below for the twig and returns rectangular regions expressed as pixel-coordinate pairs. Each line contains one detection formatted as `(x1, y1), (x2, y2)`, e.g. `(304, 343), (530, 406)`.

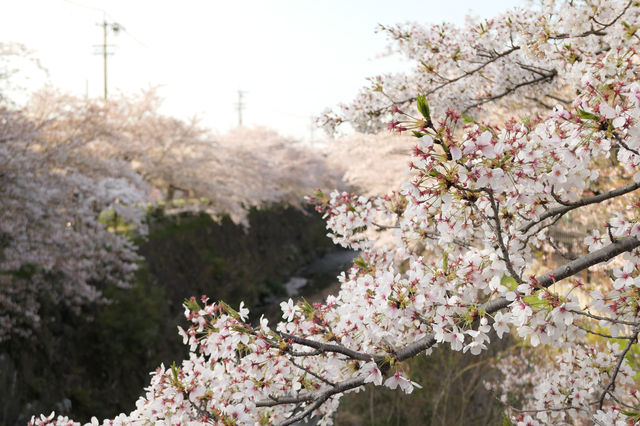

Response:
(486, 189), (523, 284)
(574, 323), (635, 340)
(288, 358), (335, 387)
(598, 326), (639, 410)
(606, 389), (640, 410)
(569, 309), (640, 327)
(519, 181), (640, 234)
(615, 135), (640, 157)
(464, 70), (557, 112)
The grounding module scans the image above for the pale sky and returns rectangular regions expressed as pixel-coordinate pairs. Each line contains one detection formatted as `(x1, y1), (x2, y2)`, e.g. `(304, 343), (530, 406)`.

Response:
(0, 0), (525, 141)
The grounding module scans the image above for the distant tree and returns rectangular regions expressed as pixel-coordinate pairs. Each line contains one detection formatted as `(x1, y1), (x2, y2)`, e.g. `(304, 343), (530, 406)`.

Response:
(0, 104), (147, 342)
(27, 89), (343, 224)
(323, 132), (415, 195)
(32, 2), (640, 423)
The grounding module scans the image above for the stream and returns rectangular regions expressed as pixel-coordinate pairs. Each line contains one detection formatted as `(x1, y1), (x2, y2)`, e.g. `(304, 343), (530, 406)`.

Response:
(266, 249), (360, 304)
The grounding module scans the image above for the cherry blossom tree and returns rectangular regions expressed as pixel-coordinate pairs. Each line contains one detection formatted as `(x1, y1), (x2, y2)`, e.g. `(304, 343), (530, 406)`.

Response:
(0, 42), (46, 106)
(30, 1), (640, 425)
(26, 88), (343, 224)
(0, 103), (148, 342)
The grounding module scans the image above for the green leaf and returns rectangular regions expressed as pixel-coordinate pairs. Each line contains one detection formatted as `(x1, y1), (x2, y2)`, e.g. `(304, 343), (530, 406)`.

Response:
(416, 95), (431, 122)
(501, 275), (518, 291)
(461, 113), (475, 123)
(299, 298), (314, 315)
(577, 108), (600, 121)
(354, 256), (368, 269)
(501, 414), (515, 426)
(442, 251), (449, 271)
(183, 298), (200, 312)
(412, 130), (426, 138)
(171, 361), (179, 382)
(219, 301), (240, 319)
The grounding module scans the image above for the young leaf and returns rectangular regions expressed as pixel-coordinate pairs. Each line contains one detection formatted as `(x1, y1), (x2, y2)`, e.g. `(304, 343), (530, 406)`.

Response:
(416, 95), (431, 122)
(577, 108), (600, 121)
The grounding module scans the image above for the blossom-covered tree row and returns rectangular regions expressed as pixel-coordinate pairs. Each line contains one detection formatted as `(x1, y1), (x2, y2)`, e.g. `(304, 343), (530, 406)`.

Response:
(0, 71), (343, 343)
(0, 103), (148, 342)
(30, 1), (640, 424)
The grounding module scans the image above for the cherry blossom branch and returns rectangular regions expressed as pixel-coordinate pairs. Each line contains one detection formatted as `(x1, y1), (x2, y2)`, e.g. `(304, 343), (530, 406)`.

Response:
(368, 46), (522, 116)
(278, 376), (366, 426)
(186, 392), (217, 423)
(544, 93), (572, 105)
(372, 221), (471, 248)
(591, 0), (634, 31)
(425, 46), (520, 95)
(524, 95), (554, 110)
(518, 209), (567, 251)
(615, 133), (640, 157)
(279, 332), (381, 363)
(464, 70), (558, 112)
(396, 236), (640, 361)
(548, 0), (632, 41)
(598, 326), (639, 410)
(371, 221), (399, 230)
(547, 235), (577, 261)
(605, 389), (640, 411)
(486, 189), (523, 284)
(519, 181), (640, 234)
(574, 323), (637, 340)
(549, 186), (574, 206)
(507, 405), (590, 414)
(569, 309), (640, 327)
(255, 376), (366, 419)
(257, 393), (315, 407)
(288, 358), (336, 387)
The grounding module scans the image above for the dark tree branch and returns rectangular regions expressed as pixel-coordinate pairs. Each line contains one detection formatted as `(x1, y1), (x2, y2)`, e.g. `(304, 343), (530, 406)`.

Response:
(519, 181), (640, 234)
(574, 323), (636, 340)
(569, 309), (640, 327)
(278, 376), (366, 426)
(605, 389), (640, 410)
(590, 1), (634, 31)
(598, 326), (639, 410)
(547, 235), (577, 261)
(524, 96), (554, 110)
(257, 393), (315, 408)
(396, 236), (640, 361)
(368, 46), (522, 116)
(544, 93), (572, 105)
(615, 135), (640, 157)
(288, 358), (336, 387)
(486, 189), (523, 284)
(464, 70), (558, 112)
(279, 332), (380, 363)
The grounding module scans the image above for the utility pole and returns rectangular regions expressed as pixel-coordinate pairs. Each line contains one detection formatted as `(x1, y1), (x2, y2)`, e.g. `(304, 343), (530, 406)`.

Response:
(94, 15), (121, 99)
(235, 90), (246, 126)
